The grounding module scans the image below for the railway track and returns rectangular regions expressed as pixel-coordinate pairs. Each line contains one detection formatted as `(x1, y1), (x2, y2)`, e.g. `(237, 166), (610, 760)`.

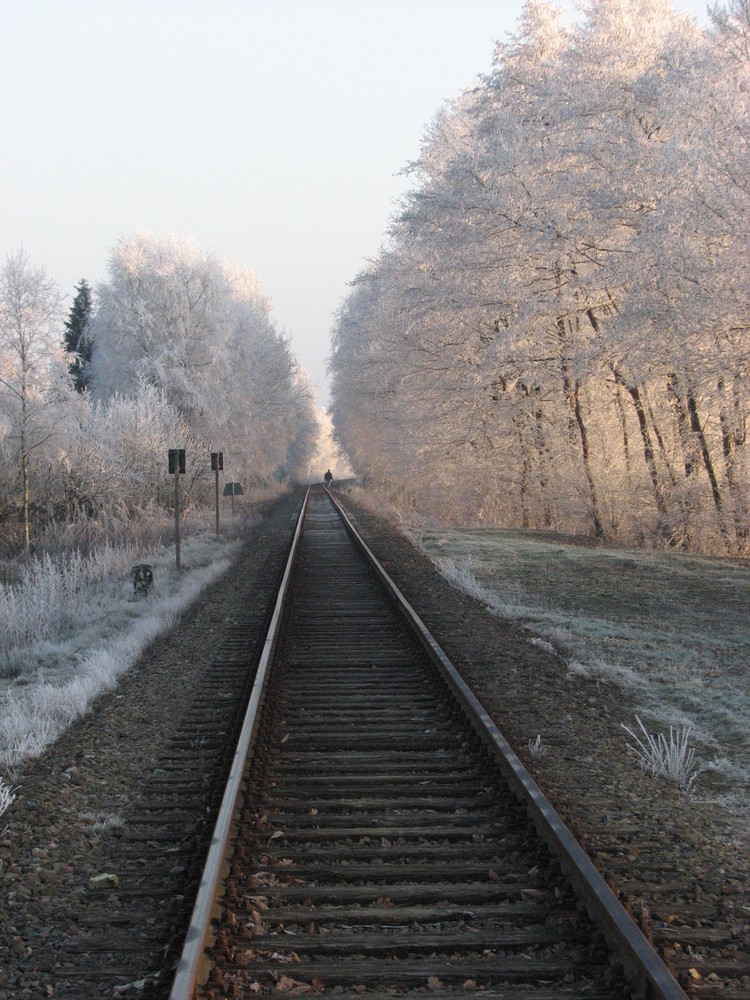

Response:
(170, 488), (688, 1000)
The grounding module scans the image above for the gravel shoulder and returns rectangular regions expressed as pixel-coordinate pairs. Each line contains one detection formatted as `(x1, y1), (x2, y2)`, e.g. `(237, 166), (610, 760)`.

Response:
(336, 491), (750, 1000)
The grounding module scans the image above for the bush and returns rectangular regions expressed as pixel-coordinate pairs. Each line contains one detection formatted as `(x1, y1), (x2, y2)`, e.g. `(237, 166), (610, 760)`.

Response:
(622, 715), (699, 790)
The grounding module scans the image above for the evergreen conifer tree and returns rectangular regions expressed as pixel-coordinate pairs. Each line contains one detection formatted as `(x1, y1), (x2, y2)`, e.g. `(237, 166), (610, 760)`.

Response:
(63, 278), (92, 392)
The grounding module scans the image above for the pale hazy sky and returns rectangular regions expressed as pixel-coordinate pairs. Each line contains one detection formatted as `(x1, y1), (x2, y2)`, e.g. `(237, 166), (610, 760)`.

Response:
(2, 0), (709, 405)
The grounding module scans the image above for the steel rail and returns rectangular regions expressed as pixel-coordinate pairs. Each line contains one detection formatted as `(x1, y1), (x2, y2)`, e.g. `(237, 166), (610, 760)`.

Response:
(168, 487), (310, 1000)
(328, 489), (689, 1000)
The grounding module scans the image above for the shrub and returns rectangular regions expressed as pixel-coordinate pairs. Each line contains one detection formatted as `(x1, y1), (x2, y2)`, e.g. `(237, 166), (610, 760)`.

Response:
(622, 715), (699, 790)
(528, 735), (548, 761)
(0, 544), (140, 660)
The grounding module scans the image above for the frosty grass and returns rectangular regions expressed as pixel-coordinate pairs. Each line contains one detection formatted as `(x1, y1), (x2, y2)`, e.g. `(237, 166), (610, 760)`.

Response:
(0, 531), (241, 776)
(411, 525), (750, 827)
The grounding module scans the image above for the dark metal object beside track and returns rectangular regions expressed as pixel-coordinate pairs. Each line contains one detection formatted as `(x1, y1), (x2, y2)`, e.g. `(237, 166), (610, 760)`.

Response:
(171, 488), (688, 999)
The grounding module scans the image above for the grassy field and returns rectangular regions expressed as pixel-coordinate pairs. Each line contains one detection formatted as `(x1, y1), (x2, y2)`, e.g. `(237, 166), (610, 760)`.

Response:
(409, 524), (750, 812)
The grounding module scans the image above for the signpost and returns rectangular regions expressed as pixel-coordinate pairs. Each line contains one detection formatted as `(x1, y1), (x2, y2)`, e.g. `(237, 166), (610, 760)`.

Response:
(222, 482), (244, 520)
(168, 449), (186, 568)
(211, 452), (224, 536)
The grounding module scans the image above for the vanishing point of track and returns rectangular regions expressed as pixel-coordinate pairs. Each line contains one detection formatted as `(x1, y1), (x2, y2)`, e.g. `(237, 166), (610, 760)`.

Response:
(169, 487), (688, 1000)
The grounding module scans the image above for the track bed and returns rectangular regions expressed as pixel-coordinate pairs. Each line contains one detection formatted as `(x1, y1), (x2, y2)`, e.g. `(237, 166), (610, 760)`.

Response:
(197, 492), (635, 998)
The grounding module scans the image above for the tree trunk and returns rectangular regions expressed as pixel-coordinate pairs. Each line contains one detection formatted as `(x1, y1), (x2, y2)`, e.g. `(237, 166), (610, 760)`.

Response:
(534, 405), (554, 527)
(644, 389), (677, 489)
(21, 388), (30, 553)
(513, 416), (531, 529)
(718, 374), (748, 547)
(685, 385), (731, 549)
(612, 368), (667, 516)
(614, 385), (631, 473)
(572, 378), (604, 538)
(557, 318), (604, 538)
(666, 373), (697, 479)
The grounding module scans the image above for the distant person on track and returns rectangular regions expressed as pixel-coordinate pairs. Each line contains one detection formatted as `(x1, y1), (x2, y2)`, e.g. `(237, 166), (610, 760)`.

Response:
(324, 469), (333, 488)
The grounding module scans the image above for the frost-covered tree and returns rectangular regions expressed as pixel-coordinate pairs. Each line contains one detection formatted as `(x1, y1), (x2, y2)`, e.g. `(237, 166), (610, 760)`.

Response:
(87, 232), (318, 489)
(0, 251), (70, 551)
(88, 232), (233, 425)
(221, 262), (316, 483)
(329, 0), (749, 554)
(59, 382), (200, 542)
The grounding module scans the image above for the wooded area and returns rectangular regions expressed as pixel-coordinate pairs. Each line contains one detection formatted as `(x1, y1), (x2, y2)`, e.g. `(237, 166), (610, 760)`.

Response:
(329, 0), (750, 555)
(0, 234), (320, 555)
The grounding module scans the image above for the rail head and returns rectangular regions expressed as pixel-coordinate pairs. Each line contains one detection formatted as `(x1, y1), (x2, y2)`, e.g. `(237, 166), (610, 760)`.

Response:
(327, 490), (689, 1000)
(168, 487), (310, 1000)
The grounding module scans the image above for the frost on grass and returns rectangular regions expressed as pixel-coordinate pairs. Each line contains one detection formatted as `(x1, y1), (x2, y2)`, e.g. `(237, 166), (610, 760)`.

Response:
(528, 735), (548, 761)
(0, 776), (15, 817)
(528, 637), (556, 656)
(0, 545), (139, 660)
(80, 811), (124, 831)
(0, 534), (240, 775)
(414, 523), (749, 838)
(622, 715), (699, 790)
(585, 658), (647, 689)
(435, 556), (528, 620)
(566, 659), (589, 679)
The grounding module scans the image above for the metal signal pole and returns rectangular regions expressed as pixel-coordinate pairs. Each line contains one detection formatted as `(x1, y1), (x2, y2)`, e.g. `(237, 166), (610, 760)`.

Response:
(168, 449), (186, 568)
(211, 452), (224, 536)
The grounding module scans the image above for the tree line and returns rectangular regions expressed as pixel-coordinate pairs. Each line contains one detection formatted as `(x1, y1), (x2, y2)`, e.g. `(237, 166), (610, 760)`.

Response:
(0, 232), (320, 555)
(329, 0), (749, 555)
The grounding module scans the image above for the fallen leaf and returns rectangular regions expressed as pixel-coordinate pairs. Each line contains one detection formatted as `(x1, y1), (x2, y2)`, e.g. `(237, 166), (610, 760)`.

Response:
(375, 896), (394, 908)
(488, 869), (502, 884)
(274, 975), (311, 995)
(281, 733), (290, 743)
